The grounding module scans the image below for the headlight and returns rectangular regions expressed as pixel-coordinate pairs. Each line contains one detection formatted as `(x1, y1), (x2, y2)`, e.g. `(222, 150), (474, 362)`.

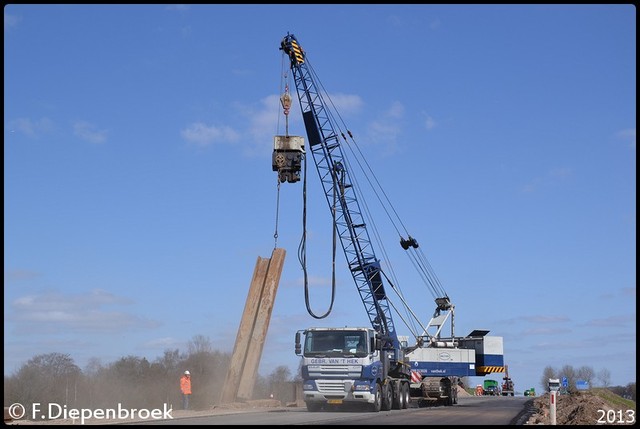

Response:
(303, 383), (316, 390)
(353, 381), (371, 392)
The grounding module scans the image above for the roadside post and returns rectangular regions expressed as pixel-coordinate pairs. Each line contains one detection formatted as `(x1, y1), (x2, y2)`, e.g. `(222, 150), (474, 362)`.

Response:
(548, 378), (561, 425)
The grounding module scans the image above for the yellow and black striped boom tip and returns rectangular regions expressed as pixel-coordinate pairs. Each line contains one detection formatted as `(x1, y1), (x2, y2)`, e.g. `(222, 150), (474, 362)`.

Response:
(476, 366), (505, 375)
(282, 35), (305, 65)
(290, 40), (304, 64)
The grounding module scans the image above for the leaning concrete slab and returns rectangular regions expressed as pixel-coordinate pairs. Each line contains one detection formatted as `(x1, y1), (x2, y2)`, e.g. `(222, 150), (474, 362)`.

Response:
(220, 248), (286, 404)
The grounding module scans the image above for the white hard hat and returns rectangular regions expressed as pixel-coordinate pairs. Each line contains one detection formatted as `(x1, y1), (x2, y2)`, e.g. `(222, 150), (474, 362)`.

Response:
(184, 370), (190, 375)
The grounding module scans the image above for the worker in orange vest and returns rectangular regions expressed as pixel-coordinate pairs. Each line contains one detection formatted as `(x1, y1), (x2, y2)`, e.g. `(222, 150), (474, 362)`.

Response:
(180, 370), (192, 410)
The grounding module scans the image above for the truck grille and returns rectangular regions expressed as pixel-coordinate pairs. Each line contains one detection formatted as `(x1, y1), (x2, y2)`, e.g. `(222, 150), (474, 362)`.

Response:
(308, 365), (362, 378)
(317, 380), (349, 393)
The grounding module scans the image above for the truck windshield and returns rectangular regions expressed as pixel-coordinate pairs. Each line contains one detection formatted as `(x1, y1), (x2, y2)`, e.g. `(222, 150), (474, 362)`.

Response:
(304, 331), (368, 357)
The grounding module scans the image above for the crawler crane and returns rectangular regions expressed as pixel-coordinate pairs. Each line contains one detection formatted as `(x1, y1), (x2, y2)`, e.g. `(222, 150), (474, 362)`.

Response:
(274, 33), (505, 411)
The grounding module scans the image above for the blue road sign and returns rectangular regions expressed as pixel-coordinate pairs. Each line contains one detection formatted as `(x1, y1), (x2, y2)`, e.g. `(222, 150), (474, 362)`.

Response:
(576, 380), (589, 390)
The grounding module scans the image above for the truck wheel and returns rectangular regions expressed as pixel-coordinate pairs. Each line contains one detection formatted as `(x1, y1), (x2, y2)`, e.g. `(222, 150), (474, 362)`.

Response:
(401, 382), (410, 409)
(445, 383), (454, 406)
(392, 382), (404, 410)
(381, 383), (393, 411)
(369, 382), (382, 412)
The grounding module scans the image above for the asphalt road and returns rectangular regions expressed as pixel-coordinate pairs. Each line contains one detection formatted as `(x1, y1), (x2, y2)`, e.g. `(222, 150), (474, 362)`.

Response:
(130, 396), (536, 425)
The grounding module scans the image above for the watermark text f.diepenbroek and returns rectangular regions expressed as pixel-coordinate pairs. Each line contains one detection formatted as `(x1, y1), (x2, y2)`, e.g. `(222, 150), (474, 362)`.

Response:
(8, 402), (173, 424)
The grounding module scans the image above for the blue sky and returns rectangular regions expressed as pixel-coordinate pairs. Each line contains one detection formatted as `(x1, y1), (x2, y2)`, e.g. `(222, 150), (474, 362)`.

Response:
(4, 4), (635, 393)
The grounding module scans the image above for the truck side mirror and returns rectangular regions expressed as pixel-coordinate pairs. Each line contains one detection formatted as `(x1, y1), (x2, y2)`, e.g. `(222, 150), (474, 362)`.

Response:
(295, 332), (301, 355)
(373, 337), (381, 350)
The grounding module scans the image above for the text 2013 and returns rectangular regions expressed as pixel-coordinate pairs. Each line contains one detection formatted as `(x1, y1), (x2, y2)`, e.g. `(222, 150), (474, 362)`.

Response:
(596, 409), (635, 424)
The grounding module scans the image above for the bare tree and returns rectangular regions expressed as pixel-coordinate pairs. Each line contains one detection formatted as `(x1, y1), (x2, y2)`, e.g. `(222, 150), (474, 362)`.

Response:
(5, 352), (81, 412)
(182, 336), (232, 410)
(560, 365), (577, 392)
(293, 359), (304, 382)
(576, 365), (595, 387)
(84, 357), (103, 376)
(81, 357), (105, 408)
(597, 368), (612, 387)
(253, 373), (270, 399)
(540, 366), (557, 392)
(3, 340), (278, 414)
(156, 348), (182, 373)
(187, 335), (213, 355)
(626, 382), (636, 401)
(268, 365), (293, 404)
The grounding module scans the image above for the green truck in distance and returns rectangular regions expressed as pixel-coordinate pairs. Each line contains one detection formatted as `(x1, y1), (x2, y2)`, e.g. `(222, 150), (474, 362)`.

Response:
(483, 379), (500, 396)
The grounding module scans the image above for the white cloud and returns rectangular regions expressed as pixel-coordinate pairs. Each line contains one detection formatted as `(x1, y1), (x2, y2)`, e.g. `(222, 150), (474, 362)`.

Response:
(521, 326), (572, 336)
(183, 91), (362, 156)
(141, 337), (181, 349)
(520, 315), (571, 324)
(4, 269), (41, 283)
(584, 314), (635, 328)
(326, 93), (364, 116)
(387, 101), (404, 119)
(289, 275), (335, 289)
(521, 167), (573, 193)
(4, 12), (21, 32)
(9, 117), (54, 138)
(388, 15), (403, 27)
(9, 289), (160, 334)
(548, 167), (573, 179)
(245, 92), (362, 153)
(369, 120), (400, 143)
(423, 113), (437, 130)
(181, 122), (240, 147)
(243, 94), (283, 150)
(74, 121), (108, 144)
(616, 128), (636, 149)
(364, 101), (404, 156)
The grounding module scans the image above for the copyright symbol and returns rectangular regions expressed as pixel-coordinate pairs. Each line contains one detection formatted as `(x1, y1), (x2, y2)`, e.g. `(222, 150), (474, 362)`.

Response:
(8, 403), (26, 419)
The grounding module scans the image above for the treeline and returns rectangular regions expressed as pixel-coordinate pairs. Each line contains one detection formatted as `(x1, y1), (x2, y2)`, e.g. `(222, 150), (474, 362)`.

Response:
(3, 335), (296, 413)
(540, 364), (636, 401)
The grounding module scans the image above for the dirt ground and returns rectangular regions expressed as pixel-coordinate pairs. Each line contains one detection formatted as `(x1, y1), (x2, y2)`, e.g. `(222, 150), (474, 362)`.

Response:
(524, 391), (634, 425)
